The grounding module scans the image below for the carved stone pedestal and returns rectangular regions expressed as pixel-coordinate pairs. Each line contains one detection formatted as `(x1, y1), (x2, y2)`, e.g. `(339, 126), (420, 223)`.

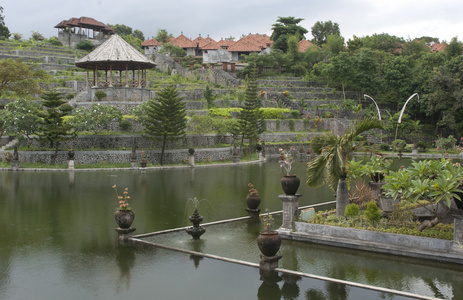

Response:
(259, 254), (283, 272)
(278, 194), (302, 232)
(115, 227), (136, 241)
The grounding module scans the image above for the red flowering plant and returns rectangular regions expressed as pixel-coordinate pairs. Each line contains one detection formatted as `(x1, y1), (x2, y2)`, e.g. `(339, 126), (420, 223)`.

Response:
(248, 183), (259, 196)
(112, 185), (132, 210)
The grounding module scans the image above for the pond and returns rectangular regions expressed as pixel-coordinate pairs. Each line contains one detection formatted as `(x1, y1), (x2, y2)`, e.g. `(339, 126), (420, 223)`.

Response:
(0, 158), (462, 299)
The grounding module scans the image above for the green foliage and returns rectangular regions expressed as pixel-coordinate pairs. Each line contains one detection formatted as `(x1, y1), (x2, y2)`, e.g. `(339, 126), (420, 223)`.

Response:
(0, 58), (48, 97)
(76, 40), (94, 51)
(290, 110), (300, 119)
(383, 158), (463, 213)
(311, 20), (340, 46)
(155, 29), (173, 44)
(380, 143), (390, 151)
(119, 119), (132, 131)
(364, 202), (382, 224)
(270, 16), (308, 53)
(203, 85), (216, 109)
(159, 43), (186, 57)
(70, 103), (122, 135)
(94, 90), (107, 100)
(47, 36), (62, 46)
(143, 86), (187, 165)
(345, 203), (360, 218)
(391, 139), (406, 151)
(236, 63), (265, 147)
(435, 135), (456, 153)
(1, 99), (41, 142)
(36, 91), (74, 163)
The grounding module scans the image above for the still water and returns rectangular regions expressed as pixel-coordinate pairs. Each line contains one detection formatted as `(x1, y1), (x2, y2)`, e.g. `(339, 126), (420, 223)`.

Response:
(0, 158), (462, 299)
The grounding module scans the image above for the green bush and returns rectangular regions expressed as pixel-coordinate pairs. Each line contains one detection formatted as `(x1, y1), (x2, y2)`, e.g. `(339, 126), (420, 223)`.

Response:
(364, 202), (382, 223)
(416, 141), (427, 151)
(47, 36), (62, 47)
(76, 40), (94, 51)
(94, 90), (107, 101)
(391, 139), (406, 151)
(345, 203), (360, 218)
(119, 119), (132, 131)
(380, 143), (390, 151)
(261, 108), (290, 119)
(290, 110), (300, 119)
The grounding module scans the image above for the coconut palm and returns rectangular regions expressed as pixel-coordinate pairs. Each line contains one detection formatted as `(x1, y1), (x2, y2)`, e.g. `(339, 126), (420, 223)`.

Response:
(306, 117), (383, 216)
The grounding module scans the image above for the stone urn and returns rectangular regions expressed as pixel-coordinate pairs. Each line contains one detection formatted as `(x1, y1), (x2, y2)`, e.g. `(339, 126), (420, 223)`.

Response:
(246, 194), (261, 210)
(140, 160), (147, 168)
(280, 175), (300, 195)
(257, 231), (282, 257)
(115, 210), (135, 229)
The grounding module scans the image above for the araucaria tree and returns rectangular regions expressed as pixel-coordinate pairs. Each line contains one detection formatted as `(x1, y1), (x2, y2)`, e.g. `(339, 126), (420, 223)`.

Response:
(144, 85), (187, 165)
(236, 63), (265, 152)
(37, 91), (73, 164)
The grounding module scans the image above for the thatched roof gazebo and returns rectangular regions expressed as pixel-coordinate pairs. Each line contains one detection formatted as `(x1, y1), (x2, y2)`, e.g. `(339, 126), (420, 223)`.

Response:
(75, 34), (156, 88)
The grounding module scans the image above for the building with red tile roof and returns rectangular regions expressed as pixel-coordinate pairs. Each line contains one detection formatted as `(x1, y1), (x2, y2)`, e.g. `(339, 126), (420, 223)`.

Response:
(170, 33), (196, 56)
(227, 34), (273, 61)
(142, 38), (162, 55)
(298, 39), (315, 52)
(55, 16), (114, 48)
(430, 42), (447, 52)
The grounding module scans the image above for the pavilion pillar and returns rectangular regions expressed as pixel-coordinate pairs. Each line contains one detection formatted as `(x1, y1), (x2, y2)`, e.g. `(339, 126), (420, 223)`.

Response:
(109, 65), (113, 87)
(132, 70), (135, 87)
(137, 66), (141, 88)
(95, 66), (98, 87)
(86, 68), (90, 87)
(125, 64), (129, 87)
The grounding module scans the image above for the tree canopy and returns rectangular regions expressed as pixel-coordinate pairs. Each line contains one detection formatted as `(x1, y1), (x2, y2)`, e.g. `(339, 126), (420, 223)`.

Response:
(311, 21), (340, 46)
(143, 86), (187, 165)
(0, 58), (48, 97)
(270, 16), (308, 53)
(0, 6), (10, 40)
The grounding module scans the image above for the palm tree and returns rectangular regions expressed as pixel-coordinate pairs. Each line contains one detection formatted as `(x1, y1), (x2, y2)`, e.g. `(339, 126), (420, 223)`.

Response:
(306, 118), (383, 216)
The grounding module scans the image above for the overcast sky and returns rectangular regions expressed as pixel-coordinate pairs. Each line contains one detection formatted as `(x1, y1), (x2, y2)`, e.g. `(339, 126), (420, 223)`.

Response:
(3, 0), (462, 43)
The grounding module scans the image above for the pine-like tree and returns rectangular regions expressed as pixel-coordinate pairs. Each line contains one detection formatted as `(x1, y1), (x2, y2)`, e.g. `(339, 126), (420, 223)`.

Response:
(37, 90), (73, 164)
(237, 62), (265, 153)
(144, 86), (187, 165)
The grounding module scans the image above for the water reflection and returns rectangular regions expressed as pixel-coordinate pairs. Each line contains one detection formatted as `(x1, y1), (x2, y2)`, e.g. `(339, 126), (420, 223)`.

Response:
(0, 160), (462, 299)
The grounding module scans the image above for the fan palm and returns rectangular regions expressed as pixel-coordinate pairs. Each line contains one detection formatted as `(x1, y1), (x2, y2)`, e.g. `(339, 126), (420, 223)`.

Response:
(306, 118), (383, 216)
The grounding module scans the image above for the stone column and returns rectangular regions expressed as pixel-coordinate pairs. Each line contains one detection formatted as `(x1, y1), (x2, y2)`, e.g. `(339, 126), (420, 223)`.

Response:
(189, 154), (195, 166)
(278, 194), (302, 232)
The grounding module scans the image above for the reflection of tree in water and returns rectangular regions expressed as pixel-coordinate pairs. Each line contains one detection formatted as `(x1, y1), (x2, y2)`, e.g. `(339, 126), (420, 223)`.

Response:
(305, 288), (326, 300)
(325, 265), (348, 300)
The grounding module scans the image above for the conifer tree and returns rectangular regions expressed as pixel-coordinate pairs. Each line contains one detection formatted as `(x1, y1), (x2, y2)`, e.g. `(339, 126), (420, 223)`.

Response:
(237, 62), (265, 153)
(144, 85), (187, 165)
(37, 90), (73, 164)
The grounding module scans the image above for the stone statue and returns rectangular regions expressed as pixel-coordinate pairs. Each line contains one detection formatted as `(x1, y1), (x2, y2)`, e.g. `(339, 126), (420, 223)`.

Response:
(13, 146), (19, 161)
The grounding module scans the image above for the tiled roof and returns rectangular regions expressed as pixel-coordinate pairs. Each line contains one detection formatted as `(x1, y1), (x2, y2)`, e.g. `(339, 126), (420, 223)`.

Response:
(227, 34), (272, 52)
(75, 34), (155, 69)
(142, 38), (162, 47)
(216, 39), (235, 48)
(201, 41), (220, 50)
(431, 42), (447, 52)
(298, 39), (314, 52)
(194, 35), (216, 48)
(55, 16), (114, 34)
(170, 34), (196, 48)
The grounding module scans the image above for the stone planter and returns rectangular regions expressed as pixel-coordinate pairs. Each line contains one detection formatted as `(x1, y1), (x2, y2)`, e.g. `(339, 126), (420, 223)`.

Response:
(280, 175), (300, 195)
(115, 210), (135, 229)
(257, 231), (282, 257)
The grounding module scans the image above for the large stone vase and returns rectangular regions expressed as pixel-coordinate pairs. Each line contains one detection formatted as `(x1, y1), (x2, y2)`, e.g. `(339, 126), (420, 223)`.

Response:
(280, 175), (300, 195)
(257, 231), (282, 257)
(115, 210), (135, 229)
(246, 194), (261, 210)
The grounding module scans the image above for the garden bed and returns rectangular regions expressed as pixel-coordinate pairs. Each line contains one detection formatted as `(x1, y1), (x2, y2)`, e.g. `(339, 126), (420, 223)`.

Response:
(279, 221), (463, 264)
